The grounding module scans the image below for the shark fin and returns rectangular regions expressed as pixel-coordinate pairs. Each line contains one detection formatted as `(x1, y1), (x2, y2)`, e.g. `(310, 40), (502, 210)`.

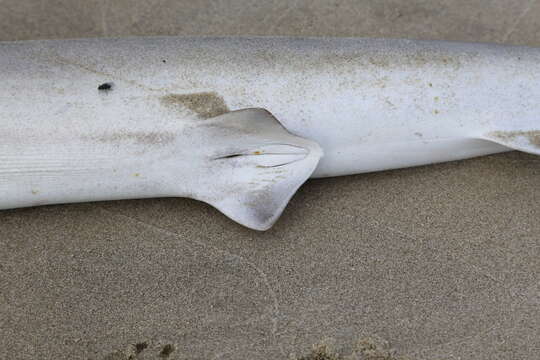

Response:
(197, 109), (323, 231)
(481, 130), (540, 155)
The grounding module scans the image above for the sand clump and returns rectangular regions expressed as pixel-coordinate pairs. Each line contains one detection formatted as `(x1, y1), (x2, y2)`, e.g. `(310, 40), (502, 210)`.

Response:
(296, 336), (410, 360)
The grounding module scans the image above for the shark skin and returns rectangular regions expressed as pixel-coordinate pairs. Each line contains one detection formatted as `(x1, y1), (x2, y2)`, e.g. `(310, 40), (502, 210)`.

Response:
(1, 36), (539, 229)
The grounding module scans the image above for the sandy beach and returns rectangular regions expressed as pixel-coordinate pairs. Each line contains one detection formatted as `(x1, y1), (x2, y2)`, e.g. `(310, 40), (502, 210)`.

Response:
(1, 1), (539, 359)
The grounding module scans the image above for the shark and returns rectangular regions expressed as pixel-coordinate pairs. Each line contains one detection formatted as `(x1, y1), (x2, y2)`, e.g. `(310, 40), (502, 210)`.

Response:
(1, 36), (539, 230)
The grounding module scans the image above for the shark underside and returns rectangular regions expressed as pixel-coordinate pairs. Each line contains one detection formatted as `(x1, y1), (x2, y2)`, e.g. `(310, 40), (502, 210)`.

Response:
(1, 37), (539, 229)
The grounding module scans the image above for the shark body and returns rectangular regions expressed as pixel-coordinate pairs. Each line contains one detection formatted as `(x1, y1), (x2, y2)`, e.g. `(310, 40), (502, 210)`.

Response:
(1, 37), (539, 229)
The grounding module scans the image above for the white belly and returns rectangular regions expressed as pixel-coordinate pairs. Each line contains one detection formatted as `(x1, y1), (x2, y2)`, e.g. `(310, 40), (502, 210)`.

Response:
(311, 137), (509, 177)
(1, 36), (539, 230)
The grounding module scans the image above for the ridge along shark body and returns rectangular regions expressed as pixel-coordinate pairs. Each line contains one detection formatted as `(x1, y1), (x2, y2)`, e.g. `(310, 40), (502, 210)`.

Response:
(1, 36), (539, 230)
